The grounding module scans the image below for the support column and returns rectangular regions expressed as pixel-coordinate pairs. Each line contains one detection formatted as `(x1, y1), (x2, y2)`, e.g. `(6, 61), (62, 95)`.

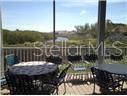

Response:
(53, 0), (56, 46)
(0, 6), (4, 76)
(97, 0), (106, 68)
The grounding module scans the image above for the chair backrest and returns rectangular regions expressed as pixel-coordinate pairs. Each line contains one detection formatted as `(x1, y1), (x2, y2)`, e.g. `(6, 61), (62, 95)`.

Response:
(5, 71), (34, 95)
(58, 64), (71, 85)
(46, 55), (62, 65)
(91, 67), (114, 87)
(5, 54), (19, 66)
(67, 55), (82, 62)
(83, 54), (98, 62)
(110, 54), (123, 61)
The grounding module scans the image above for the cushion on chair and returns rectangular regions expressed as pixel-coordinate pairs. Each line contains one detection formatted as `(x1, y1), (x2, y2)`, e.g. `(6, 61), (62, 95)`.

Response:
(5, 54), (19, 66)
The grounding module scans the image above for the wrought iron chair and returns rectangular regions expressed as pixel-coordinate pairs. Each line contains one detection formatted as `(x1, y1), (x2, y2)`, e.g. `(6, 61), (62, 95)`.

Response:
(67, 55), (92, 81)
(43, 64), (71, 95)
(91, 67), (124, 94)
(108, 54), (124, 65)
(2, 54), (20, 88)
(83, 54), (98, 67)
(5, 70), (55, 95)
(110, 54), (123, 61)
(83, 54), (98, 80)
(5, 70), (34, 95)
(67, 55), (87, 71)
(46, 55), (62, 65)
(83, 54), (98, 63)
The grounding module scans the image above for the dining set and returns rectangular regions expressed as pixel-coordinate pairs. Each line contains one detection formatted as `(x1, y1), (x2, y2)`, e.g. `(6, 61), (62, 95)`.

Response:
(3, 54), (71, 95)
(1, 54), (127, 95)
(91, 64), (127, 94)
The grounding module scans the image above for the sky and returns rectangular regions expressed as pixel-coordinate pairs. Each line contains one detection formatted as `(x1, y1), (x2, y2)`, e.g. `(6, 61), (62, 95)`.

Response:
(1, 0), (127, 32)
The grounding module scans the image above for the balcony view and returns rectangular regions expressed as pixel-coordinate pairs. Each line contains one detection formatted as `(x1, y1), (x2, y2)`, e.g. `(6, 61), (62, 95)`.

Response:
(0, 0), (127, 95)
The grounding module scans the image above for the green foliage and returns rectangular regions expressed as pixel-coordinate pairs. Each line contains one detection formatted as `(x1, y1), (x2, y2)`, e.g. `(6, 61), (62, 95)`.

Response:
(3, 20), (127, 47)
(74, 23), (97, 39)
(3, 29), (53, 45)
(74, 19), (127, 39)
(73, 19), (127, 47)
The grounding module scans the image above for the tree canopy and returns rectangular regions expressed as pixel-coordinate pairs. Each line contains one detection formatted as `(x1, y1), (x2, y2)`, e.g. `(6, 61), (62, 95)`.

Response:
(3, 29), (53, 45)
(74, 19), (127, 39)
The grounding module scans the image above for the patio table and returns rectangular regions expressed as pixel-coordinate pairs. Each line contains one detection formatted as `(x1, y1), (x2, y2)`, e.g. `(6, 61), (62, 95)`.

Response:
(7, 61), (58, 94)
(9, 61), (58, 76)
(101, 64), (127, 76)
(100, 64), (127, 92)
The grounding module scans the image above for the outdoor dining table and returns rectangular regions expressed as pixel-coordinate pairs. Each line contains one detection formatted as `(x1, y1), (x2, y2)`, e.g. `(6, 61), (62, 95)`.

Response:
(8, 61), (58, 81)
(8, 61), (59, 94)
(100, 64), (127, 76)
(100, 64), (127, 92)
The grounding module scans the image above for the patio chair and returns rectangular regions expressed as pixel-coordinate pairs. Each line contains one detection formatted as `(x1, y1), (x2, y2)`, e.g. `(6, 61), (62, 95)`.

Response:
(1, 54), (19, 87)
(67, 55), (87, 71)
(109, 54), (123, 64)
(83, 54), (98, 64)
(91, 67), (123, 94)
(5, 70), (55, 95)
(83, 54), (98, 80)
(43, 64), (71, 95)
(83, 54), (98, 68)
(5, 70), (34, 95)
(5, 54), (20, 67)
(110, 54), (123, 61)
(46, 55), (62, 65)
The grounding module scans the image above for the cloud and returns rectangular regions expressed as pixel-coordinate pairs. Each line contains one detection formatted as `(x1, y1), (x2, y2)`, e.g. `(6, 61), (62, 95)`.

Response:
(80, 10), (87, 15)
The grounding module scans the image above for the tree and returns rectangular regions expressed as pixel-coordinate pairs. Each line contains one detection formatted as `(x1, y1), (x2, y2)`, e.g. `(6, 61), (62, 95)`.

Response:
(3, 29), (53, 45)
(75, 23), (91, 38)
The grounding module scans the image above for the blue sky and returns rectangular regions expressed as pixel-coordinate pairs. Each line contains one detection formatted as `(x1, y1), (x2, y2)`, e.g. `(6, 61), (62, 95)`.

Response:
(1, 0), (127, 32)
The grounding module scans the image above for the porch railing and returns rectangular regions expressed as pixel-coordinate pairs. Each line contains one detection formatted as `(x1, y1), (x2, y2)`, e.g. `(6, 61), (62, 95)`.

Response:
(3, 47), (127, 61)
(2, 47), (127, 81)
